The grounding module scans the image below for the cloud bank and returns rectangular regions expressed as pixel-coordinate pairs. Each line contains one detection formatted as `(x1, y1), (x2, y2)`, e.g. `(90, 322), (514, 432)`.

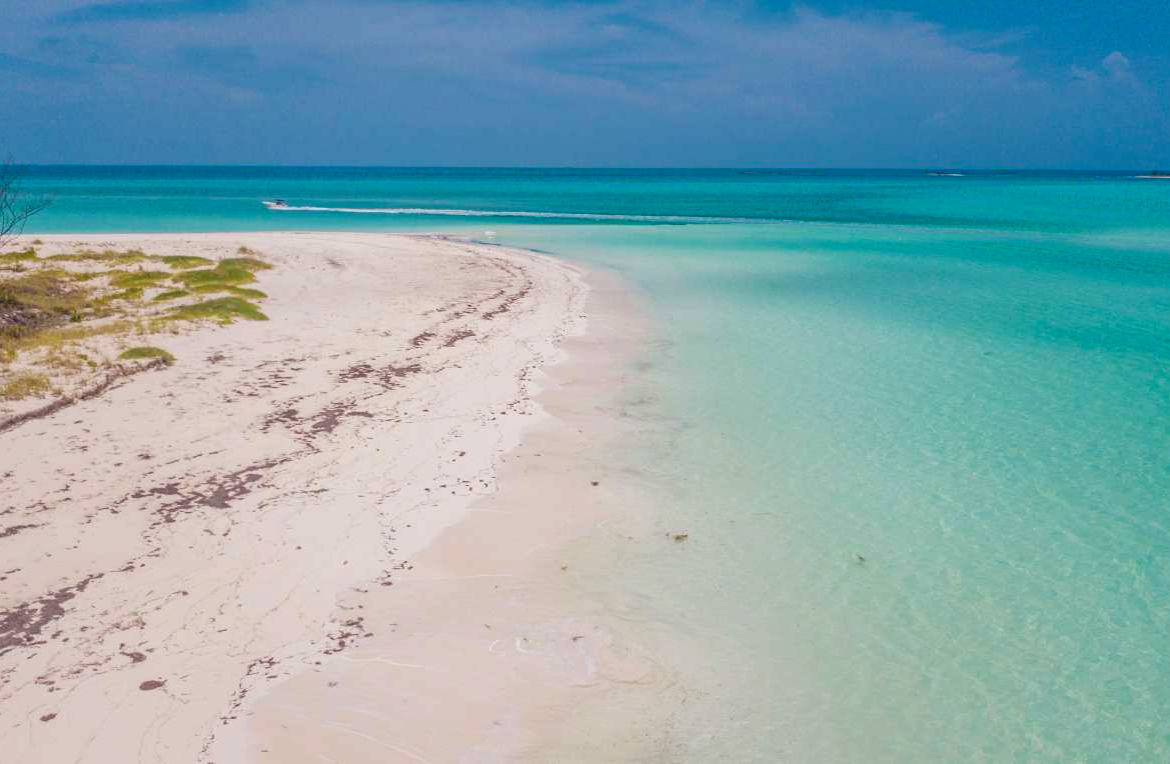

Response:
(1, 0), (1166, 167)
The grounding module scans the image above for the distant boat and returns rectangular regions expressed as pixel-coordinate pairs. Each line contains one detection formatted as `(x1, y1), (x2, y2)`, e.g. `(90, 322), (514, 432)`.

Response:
(1134, 171), (1170, 179)
(263, 199), (289, 209)
(927, 171), (965, 177)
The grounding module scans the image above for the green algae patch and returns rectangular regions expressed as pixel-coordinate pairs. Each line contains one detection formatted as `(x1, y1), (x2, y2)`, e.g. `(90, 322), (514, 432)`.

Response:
(168, 297), (268, 324)
(119, 346), (175, 365)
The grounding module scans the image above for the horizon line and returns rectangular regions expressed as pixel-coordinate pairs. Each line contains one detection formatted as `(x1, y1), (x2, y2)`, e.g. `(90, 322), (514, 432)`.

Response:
(20, 164), (1163, 173)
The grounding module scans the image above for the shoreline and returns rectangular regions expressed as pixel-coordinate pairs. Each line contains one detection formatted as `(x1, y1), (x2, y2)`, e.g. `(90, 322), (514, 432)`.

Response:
(220, 264), (672, 762)
(0, 232), (662, 762)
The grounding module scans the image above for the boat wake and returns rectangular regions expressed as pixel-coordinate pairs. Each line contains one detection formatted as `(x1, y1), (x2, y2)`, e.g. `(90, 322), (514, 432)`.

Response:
(260, 203), (761, 224)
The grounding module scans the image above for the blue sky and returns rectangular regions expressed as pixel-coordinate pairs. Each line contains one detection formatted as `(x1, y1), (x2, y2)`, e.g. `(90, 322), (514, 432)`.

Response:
(1, 0), (1167, 167)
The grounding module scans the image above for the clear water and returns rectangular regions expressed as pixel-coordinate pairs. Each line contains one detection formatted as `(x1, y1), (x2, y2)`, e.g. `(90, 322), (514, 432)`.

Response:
(21, 167), (1170, 761)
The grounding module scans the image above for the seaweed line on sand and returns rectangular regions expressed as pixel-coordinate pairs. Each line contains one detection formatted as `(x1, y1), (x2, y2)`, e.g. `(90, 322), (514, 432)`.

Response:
(0, 357), (170, 436)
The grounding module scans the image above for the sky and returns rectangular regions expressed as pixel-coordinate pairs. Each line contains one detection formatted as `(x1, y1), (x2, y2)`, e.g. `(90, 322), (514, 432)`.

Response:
(1, 0), (1167, 167)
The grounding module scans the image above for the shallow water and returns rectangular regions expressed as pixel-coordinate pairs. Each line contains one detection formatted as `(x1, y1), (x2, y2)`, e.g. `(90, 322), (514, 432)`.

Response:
(22, 168), (1170, 761)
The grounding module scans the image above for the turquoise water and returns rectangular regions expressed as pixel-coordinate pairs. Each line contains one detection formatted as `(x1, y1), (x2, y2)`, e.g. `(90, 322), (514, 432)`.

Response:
(21, 168), (1170, 761)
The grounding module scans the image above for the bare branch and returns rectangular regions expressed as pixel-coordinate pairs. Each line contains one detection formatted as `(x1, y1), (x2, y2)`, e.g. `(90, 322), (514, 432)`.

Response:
(0, 157), (51, 248)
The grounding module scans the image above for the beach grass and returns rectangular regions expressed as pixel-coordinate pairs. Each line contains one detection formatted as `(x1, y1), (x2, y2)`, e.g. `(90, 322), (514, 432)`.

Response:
(109, 270), (170, 289)
(2, 243), (273, 401)
(109, 287), (144, 302)
(42, 348), (98, 371)
(172, 265), (257, 289)
(218, 256), (272, 272)
(119, 346), (175, 365)
(168, 296), (268, 323)
(47, 249), (149, 265)
(153, 289), (190, 301)
(0, 247), (39, 265)
(0, 270), (92, 323)
(0, 372), (52, 400)
(160, 255), (214, 269)
(16, 320), (137, 352)
(190, 284), (267, 299)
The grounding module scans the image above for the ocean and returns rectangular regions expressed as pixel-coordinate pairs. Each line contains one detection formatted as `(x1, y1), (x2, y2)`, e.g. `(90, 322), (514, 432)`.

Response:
(20, 167), (1170, 762)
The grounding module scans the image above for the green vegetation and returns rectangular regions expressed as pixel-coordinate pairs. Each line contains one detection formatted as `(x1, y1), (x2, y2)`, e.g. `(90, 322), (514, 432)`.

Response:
(172, 264), (256, 288)
(168, 296), (268, 323)
(218, 256), (272, 272)
(1, 319), (136, 364)
(2, 245), (273, 397)
(0, 247), (38, 264)
(108, 270), (170, 289)
(119, 346), (175, 365)
(48, 249), (148, 265)
(153, 289), (189, 301)
(0, 270), (91, 324)
(109, 288), (144, 302)
(168, 256), (272, 298)
(19, 320), (135, 351)
(160, 255), (214, 269)
(42, 349), (97, 371)
(69, 271), (106, 282)
(0, 372), (51, 400)
(227, 286), (267, 299)
(191, 284), (267, 299)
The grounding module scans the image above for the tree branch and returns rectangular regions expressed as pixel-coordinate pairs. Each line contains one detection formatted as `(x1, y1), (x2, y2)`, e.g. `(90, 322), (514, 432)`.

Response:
(0, 158), (51, 248)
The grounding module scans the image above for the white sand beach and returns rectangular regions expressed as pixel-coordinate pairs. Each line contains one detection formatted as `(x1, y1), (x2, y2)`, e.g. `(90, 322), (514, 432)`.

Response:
(0, 232), (661, 763)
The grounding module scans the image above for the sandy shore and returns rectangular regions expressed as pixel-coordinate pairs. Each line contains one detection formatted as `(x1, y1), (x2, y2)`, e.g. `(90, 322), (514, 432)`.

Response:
(0, 232), (660, 762)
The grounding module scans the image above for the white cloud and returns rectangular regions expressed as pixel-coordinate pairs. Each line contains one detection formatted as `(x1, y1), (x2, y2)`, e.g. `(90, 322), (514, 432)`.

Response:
(1101, 50), (1137, 84)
